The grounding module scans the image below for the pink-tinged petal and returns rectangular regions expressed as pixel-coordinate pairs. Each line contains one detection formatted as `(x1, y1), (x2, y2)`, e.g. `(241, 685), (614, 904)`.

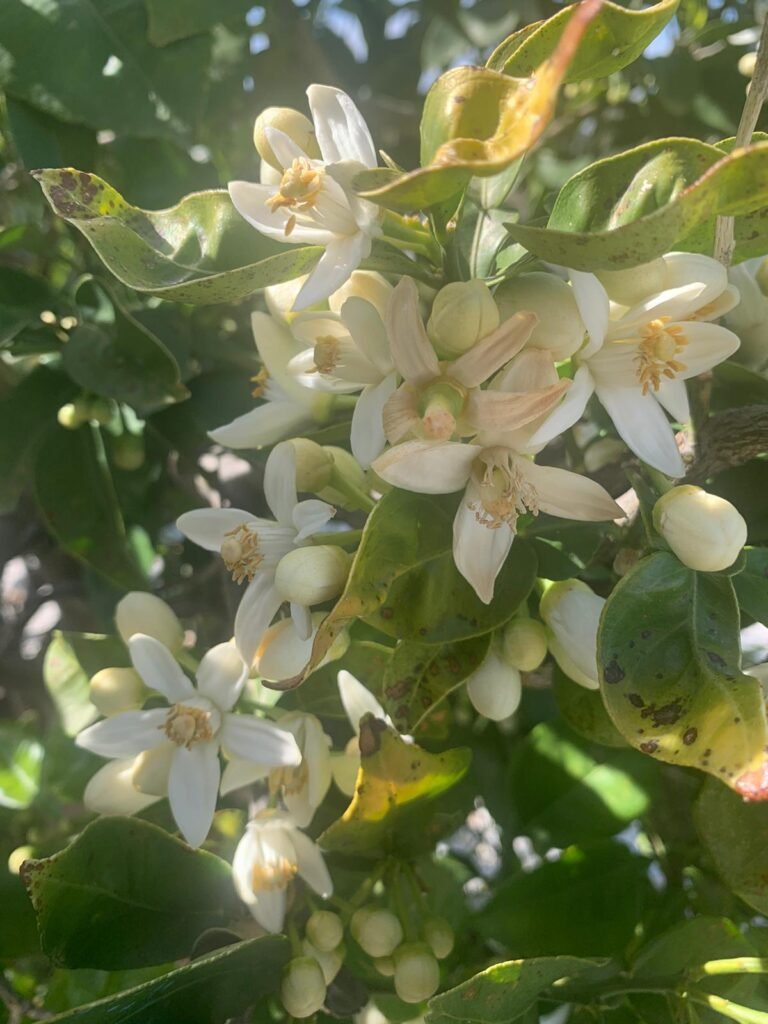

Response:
(234, 574), (284, 666)
(83, 759), (161, 816)
(386, 277), (439, 384)
(307, 85), (377, 168)
(228, 181), (334, 245)
(352, 373), (397, 468)
(209, 403), (313, 450)
(290, 601), (313, 640)
(294, 234), (370, 311)
(292, 499), (336, 541)
(168, 743), (220, 848)
(220, 714), (302, 767)
(197, 642), (247, 712)
(341, 297), (393, 375)
(128, 634), (194, 702)
(373, 440), (479, 495)
(382, 384), (420, 445)
(655, 378), (690, 423)
(290, 827), (333, 897)
(264, 441), (298, 526)
(220, 758), (270, 796)
(176, 509), (265, 552)
(526, 365), (595, 449)
(76, 709), (169, 759)
(453, 480), (514, 604)
(524, 462), (622, 521)
(674, 321), (741, 378)
(492, 348), (559, 394)
(569, 271), (608, 358)
(338, 670), (386, 730)
(467, 381), (569, 436)
(450, 312), (537, 388)
(595, 385), (684, 477)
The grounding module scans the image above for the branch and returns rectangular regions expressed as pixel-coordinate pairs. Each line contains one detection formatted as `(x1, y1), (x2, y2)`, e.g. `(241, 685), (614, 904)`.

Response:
(686, 403), (768, 481)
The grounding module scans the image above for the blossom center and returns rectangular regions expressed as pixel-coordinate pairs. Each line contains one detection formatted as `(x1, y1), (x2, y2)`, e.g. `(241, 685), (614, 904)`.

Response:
(250, 367), (269, 398)
(417, 379), (466, 440)
(634, 317), (688, 394)
(163, 704), (214, 748)
(313, 336), (340, 374)
(472, 448), (539, 530)
(250, 845), (299, 892)
(220, 523), (263, 584)
(266, 158), (324, 237)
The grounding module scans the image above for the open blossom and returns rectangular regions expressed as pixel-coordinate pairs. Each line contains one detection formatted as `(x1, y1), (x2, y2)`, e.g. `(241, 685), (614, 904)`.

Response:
(374, 349), (621, 603)
(229, 86), (381, 310)
(76, 635), (301, 848)
(177, 442), (335, 662)
(530, 253), (741, 476)
(233, 809), (332, 933)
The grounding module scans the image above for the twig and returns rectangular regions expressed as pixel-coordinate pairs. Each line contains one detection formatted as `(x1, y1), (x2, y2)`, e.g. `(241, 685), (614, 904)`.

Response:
(686, 404), (768, 480)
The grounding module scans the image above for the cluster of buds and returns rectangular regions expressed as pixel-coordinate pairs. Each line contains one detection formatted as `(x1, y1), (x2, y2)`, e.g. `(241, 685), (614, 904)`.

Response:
(463, 613), (548, 721)
(280, 909), (346, 1018)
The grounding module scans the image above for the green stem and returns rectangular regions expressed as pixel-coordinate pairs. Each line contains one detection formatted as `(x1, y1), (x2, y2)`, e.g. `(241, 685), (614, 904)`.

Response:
(349, 857), (389, 910)
(391, 863), (418, 942)
(382, 212), (442, 264)
(689, 992), (768, 1024)
(310, 529), (363, 548)
(328, 466), (376, 513)
(287, 920), (303, 958)
(691, 958), (768, 980)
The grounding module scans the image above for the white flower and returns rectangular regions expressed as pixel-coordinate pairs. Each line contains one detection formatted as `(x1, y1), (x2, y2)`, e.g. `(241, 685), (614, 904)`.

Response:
(530, 253), (741, 477)
(84, 757), (161, 817)
(208, 312), (332, 451)
(539, 579), (605, 690)
(288, 295), (397, 468)
(76, 635), (301, 848)
(725, 257), (768, 370)
(232, 809), (333, 933)
(332, 669), (390, 795)
(229, 85), (381, 311)
(373, 349), (621, 604)
(176, 441), (335, 661)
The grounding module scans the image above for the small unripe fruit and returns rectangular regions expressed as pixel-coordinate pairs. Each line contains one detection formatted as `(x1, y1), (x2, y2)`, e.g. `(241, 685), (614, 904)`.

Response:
(302, 938), (345, 985)
(275, 546), (351, 607)
(89, 667), (144, 716)
(427, 280), (500, 358)
(424, 916), (454, 960)
(501, 618), (548, 672)
(374, 955), (395, 976)
(652, 485), (747, 573)
(290, 438), (335, 492)
(494, 272), (583, 359)
(596, 257), (668, 307)
(393, 942), (440, 1004)
(466, 652), (522, 721)
(57, 402), (85, 429)
(540, 580), (603, 691)
(281, 956), (326, 1019)
(253, 107), (319, 169)
(115, 592), (184, 652)
(306, 909), (344, 953)
(353, 907), (403, 958)
(329, 271), (392, 320)
(111, 435), (145, 471)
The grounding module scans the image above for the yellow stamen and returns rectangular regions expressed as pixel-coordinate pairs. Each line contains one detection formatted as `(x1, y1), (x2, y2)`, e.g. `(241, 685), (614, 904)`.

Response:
(471, 449), (539, 530)
(270, 760), (308, 799)
(220, 523), (263, 584)
(266, 158), (324, 237)
(163, 705), (213, 748)
(633, 317), (688, 395)
(313, 336), (340, 374)
(250, 857), (298, 892)
(250, 367), (269, 398)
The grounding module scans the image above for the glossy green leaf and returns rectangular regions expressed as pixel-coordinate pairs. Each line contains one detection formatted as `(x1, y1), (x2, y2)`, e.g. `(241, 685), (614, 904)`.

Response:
(427, 956), (607, 1024)
(145, 0), (252, 46)
(34, 424), (146, 589)
(0, 866), (41, 958)
(43, 632), (129, 736)
(280, 641), (392, 720)
(22, 817), (240, 969)
(632, 916), (756, 979)
(553, 672), (626, 748)
(734, 548), (768, 627)
(0, 723), (44, 810)
(0, 267), (61, 346)
(33, 169), (322, 303)
(598, 552), (768, 797)
(319, 715), (471, 858)
(506, 139), (768, 270)
(42, 935), (288, 1023)
(487, 0), (678, 81)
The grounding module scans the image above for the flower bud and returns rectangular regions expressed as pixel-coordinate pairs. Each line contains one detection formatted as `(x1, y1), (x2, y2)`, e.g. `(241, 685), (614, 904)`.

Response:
(494, 272), (583, 359)
(424, 916), (454, 960)
(302, 938), (345, 985)
(652, 485), (747, 573)
(57, 397), (92, 430)
(374, 955), (395, 976)
(427, 280), (500, 358)
(131, 746), (173, 796)
(329, 271), (392, 320)
(465, 651), (522, 721)
(275, 546), (351, 607)
(739, 51), (757, 78)
(290, 438), (335, 492)
(253, 107), (319, 169)
(306, 909), (344, 953)
(393, 942), (440, 1004)
(539, 580), (604, 691)
(111, 434), (145, 471)
(352, 907), (403, 958)
(115, 592), (184, 652)
(281, 956), (326, 1019)
(501, 618), (548, 672)
(596, 257), (669, 307)
(317, 446), (367, 507)
(89, 667), (144, 716)
(583, 437), (625, 474)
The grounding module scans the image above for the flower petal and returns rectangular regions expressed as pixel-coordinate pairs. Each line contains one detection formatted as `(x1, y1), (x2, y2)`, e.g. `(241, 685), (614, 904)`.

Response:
(196, 642), (247, 712)
(290, 827), (333, 897)
(220, 714), (302, 767)
(596, 385), (684, 477)
(84, 759), (160, 816)
(386, 277), (439, 384)
(450, 311), (537, 388)
(674, 321), (741, 378)
(307, 85), (377, 168)
(526, 365), (595, 449)
(264, 441), (299, 526)
(382, 384), (420, 445)
(338, 670), (386, 730)
(292, 499), (336, 541)
(524, 461), (622, 521)
(331, 747), (360, 796)
(228, 181), (334, 245)
(290, 601), (313, 641)
(234, 574), (285, 666)
(219, 757), (270, 796)
(655, 378), (690, 423)
(453, 478), (514, 604)
(176, 508), (265, 552)
(129, 634), (195, 701)
(352, 372), (398, 468)
(294, 234), (370, 311)
(466, 381), (569, 436)
(209, 402), (313, 450)
(263, 126), (308, 169)
(168, 743), (220, 848)
(340, 296), (393, 376)
(492, 347), (559, 394)
(256, 618), (317, 682)
(569, 271), (608, 358)
(76, 709), (169, 759)
(373, 439), (479, 495)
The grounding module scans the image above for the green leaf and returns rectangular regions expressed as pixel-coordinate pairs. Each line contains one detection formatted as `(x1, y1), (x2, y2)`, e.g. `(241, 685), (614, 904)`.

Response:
(487, 0), (678, 81)
(280, 641), (393, 720)
(144, 0), (252, 46)
(0, 723), (44, 810)
(506, 139), (768, 270)
(734, 548), (768, 627)
(597, 552), (768, 797)
(319, 715), (470, 858)
(427, 956), (608, 1024)
(42, 935), (288, 1023)
(632, 916), (756, 979)
(33, 170), (321, 303)
(34, 424), (146, 589)
(43, 632), (130, 736)
(0, 266), (61, 346)
(0, 866), (41, 958)
(695, 780), (768, 916)
(553, 671), (626, 748)
(382, 635), (490, 736)
(22, 817), (241, 969)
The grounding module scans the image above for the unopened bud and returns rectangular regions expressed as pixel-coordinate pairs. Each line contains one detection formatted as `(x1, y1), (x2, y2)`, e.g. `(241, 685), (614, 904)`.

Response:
(466, 651), (522, 721)
(652, 485), (747, 573)
(290, 438), (335, 492)
(583, 437), (625, 473)
(596, 258), (668, 308)
(115, 592), (184, 652)
(424, 916), (454, 960)
(131, 746), (172, 796)
(393, 942), (440, 1004)
(330, 271), (392, 320)
(494, 272), (583, 359)
(302, 938), (345, 985)
(317, 446), (367, 507)
(739, 51), (757, 78)
(275, 546), (351, 607)
(306, 909), (344, 953)
(57, 397), (92, 430)
(253, 107), (319, 169)
(281, 956), (326, 1019)
(501, 618), (548, 672)
(427, 280), (500, 358)
(539, 580), (604, 691)
(374, 955), (395, 976)
(352, 907), (403, 958)
(111, 434), (145, 471)
(89, 667), (144, 716)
